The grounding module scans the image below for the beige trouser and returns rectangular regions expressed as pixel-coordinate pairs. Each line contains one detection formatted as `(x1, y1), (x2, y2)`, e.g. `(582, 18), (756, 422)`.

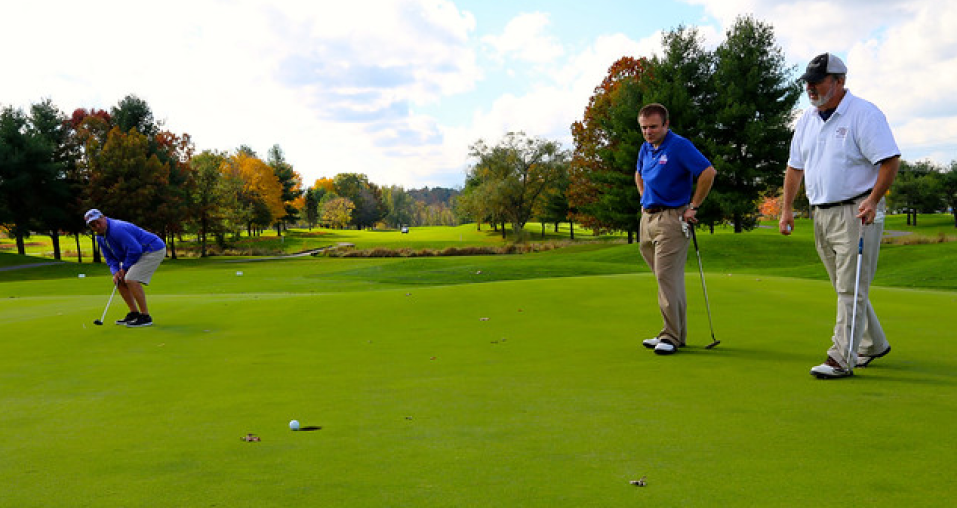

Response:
(639, 208), (690, 346)
(813, 197), (889, 368)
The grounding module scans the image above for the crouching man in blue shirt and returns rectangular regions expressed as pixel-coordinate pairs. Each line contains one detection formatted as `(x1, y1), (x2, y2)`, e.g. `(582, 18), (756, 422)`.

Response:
(85, 209), (166, 327)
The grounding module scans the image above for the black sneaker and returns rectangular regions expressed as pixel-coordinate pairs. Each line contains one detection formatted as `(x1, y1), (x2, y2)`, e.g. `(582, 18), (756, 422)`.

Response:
(126, 314), (153, 327)
(857, 345), (891, 368)
(116, 312), (141, 325)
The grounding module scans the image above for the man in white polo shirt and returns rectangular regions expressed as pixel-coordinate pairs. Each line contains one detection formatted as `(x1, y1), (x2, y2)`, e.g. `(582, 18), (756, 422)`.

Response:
(779, 53), (900, 379)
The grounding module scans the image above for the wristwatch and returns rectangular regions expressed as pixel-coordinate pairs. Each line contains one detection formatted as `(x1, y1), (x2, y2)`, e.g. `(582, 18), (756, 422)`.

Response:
(689, 204), (698, 211)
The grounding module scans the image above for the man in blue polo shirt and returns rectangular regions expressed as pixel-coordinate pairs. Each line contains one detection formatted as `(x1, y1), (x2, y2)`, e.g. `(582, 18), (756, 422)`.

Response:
(635, 103), (717, 355)
(85, 209), (166, 327)
(779, 53), (900, 379)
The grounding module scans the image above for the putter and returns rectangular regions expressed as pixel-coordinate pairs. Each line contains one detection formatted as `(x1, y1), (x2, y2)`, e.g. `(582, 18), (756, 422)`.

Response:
(93, 284), (117, 326)
(690, 225), (720, 349)
(846, 218), (866, 371)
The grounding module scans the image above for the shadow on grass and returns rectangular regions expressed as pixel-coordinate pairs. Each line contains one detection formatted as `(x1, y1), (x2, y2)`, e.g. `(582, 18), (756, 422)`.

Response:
(855, 363), (957, 385)
(675, 344), (779, 357)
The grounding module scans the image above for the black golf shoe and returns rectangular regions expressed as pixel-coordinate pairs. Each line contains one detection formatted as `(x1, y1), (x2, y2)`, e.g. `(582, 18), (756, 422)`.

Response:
(857, 346), (891, 368)
(126, 314), (153, 327)
(115, 311), (140, 325)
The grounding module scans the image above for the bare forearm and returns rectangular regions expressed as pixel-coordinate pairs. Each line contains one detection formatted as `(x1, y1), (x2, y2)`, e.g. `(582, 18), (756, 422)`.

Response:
(690, 167), (716, 207)
(779, 167), (804, 235)
(858, 156), (900, 223)
(869, 156), (900, 203)
(781, 167), (803, 211)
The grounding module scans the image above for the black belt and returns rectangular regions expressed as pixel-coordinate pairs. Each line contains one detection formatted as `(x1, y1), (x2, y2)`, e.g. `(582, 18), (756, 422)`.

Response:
(813, 189), (871, 210)
(642, 205), (682, 214)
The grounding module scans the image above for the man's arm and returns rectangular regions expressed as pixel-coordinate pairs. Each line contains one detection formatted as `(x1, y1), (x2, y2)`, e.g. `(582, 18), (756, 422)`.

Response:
(683, 166), (716, 223)
(858, 155), (900, 224)
(635, 171), (644, 196)
(690, 167), (716, 208)
(779, 166), (804, 235)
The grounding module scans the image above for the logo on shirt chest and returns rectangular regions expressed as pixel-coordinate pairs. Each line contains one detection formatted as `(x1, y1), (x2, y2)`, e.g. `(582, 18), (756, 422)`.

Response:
(658, 154), (669, 165)
(835, 127), (848, 140)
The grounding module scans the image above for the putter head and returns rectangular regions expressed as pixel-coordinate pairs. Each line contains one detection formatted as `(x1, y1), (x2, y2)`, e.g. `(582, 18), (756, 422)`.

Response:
(93, 319), (103, 326)
(705, 340), (720, 349)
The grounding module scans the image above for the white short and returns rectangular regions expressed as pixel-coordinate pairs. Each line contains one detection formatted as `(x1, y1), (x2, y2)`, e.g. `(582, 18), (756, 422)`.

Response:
(125, 249), (165, 285)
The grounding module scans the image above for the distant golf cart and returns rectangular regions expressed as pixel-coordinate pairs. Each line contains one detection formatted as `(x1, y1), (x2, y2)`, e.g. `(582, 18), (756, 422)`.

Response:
(400, 225), (410, 234)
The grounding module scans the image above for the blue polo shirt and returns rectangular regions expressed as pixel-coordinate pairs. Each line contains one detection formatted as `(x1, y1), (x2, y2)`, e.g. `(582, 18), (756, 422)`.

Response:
(636, 131), (712, 208)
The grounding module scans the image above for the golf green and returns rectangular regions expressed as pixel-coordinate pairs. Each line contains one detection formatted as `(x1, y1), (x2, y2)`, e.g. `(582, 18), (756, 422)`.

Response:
(1, 254), (954, 507)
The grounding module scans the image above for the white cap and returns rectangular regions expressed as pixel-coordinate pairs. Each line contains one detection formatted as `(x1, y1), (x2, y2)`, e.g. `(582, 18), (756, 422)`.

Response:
(84, 209), (103, 224)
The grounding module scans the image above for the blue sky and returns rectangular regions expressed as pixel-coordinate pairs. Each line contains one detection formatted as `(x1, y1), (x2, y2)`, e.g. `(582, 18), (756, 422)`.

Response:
(2, 0), (955, 189)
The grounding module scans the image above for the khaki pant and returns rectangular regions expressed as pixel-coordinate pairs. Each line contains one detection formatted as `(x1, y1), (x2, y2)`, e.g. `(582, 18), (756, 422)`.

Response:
(813, 198), (889, 368)
(639, 209), (690, 345)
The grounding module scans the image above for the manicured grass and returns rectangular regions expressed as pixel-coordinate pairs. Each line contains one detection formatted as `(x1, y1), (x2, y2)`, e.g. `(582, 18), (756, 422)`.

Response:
(0, 222), (624, 261)
(5, 216), (957, 291)
(883, 212), (957, 238)
(1, 222), (956, 506)
(1, 269), (955, 507)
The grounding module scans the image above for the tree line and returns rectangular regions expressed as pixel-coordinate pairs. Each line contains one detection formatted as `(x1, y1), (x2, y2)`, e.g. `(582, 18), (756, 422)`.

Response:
(457, 16), (957, 239)
(5, 15), (956, 260)
(888, 160), (957, 227)
(0, 95), (461, 260)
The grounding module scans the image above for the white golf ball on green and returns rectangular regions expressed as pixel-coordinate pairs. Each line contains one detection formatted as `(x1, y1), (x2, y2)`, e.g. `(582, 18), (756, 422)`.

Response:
(289, 419), (300, 431)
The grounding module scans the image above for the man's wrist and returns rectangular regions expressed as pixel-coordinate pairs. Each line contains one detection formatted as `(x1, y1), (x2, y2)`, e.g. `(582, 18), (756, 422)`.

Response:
(689, 204), (698, 211)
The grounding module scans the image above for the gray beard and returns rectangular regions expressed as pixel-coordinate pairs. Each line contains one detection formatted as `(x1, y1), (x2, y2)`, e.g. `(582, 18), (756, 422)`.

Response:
(810, 87), (835, 108)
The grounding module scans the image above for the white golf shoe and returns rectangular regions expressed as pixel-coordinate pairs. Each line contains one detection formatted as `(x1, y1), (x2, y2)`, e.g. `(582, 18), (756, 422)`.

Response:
(810, 357), (853, 379)
(642, 337), (660, 349)
(654, 340), (677, 355)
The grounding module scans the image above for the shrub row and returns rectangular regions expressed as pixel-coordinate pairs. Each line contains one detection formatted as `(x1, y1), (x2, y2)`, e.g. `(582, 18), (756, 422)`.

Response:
(322, 241), (579, 258)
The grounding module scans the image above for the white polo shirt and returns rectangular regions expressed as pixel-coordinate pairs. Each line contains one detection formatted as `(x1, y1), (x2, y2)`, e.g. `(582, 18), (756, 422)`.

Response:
(788, 89), (900, 206)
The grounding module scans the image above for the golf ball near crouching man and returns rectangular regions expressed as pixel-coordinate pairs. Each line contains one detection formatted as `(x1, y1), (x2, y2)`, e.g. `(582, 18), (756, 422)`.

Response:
(778, 53), (900, 379)
(85, 209), (166, 327)
(634, 103), (717, 355)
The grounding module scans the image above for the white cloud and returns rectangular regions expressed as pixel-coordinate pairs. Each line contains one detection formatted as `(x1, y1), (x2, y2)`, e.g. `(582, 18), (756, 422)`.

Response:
(0, 0), (483, 188)
(684, 0), (957, 163)
(2, 0), (954, 193)
(481, 12), (564, 64)
(459, 29), (661, 162)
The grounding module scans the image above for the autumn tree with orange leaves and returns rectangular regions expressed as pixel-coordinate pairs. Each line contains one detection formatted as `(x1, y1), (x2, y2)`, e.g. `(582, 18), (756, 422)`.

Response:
(759, 194), (782, 219)
(569, 56), (651, 241)
(221, 151), (286, 236)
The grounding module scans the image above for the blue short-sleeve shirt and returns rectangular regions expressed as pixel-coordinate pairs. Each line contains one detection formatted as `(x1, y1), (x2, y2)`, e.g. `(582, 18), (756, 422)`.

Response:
(636, 131), (712, 209)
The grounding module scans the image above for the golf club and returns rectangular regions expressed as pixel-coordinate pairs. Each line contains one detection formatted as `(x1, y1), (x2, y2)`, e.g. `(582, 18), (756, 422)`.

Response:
(690, 225), (720, 349)
(93, 283), (117, 326)
(846, 217), (866, 371)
